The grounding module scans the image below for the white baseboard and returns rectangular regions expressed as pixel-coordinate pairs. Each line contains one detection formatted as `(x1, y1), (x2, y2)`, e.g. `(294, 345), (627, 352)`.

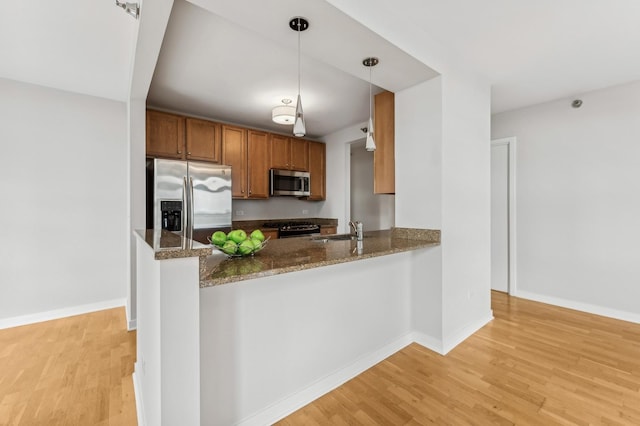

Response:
(0, 298), (127, 330)
(411, 331), (444, 355)
(411, 313), (494, 356)
(133, 368), (146, 426)
(516, 290), (640, 325)
(237, 333), (414, 426)
(441, 313), (494, 354)
(125, 303), (137, 331)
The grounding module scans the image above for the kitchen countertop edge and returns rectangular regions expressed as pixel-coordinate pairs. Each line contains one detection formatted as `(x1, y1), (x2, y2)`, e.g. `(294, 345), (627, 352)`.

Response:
(200, 228), (440, 288)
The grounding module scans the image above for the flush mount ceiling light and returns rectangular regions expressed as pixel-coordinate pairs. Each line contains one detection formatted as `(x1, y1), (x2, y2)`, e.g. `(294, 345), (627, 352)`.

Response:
(272, 99), (296, 125)
(363, 57), (379, 152)
(115, 0), (139, 19)
(290, 17), (309, 137)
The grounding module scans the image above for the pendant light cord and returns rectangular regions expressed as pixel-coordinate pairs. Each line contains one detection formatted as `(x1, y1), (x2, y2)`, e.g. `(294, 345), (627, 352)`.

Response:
(369, 64), (373, 129)
(297, 20), (301, 96)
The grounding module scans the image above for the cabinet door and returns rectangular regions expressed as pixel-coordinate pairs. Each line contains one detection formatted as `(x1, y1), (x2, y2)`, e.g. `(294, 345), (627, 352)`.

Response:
(307, 141), (326, 201)
(320, 226), (337, 235)
(261, 229), (279, 240)
(185, 118), (221, 163)
(290, 138), (309, 171)
(270, 134), (290, 169)
(146, 110), (185, 159)
(221, 125), (247, 198)
(373, 91), (395, 194)
(247, 130), (270, 199)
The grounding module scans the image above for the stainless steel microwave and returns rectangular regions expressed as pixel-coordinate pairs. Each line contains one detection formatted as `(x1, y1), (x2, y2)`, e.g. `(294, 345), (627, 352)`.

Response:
(270, 169), (310, 197)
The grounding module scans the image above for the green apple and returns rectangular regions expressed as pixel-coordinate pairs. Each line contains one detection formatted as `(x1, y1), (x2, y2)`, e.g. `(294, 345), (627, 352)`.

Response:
(221, 240), (238, 255)
(211, 231), (227, 247)
(238, 240), (255, 255)
(229, 229), (247, 244)
(250, 238), (263, 251)
(250, 229), (265, 242)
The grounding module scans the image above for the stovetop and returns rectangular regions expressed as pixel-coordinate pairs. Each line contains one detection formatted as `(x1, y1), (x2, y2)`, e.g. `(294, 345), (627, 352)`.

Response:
(263, 221), (319, 231)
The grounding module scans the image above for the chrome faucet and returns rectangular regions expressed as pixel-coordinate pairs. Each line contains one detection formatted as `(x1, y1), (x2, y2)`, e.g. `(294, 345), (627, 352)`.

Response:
(349, 220), (363, 241)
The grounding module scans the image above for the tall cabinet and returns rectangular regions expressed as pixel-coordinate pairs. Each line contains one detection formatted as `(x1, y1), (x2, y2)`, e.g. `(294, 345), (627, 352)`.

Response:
(373, 91), (395, 194)
(307, 141), (326, 201)
(221, 125), (270, 199)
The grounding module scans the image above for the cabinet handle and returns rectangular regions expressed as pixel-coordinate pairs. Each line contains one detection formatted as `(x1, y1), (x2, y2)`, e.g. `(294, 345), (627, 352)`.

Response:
(188, 152), (191, 155)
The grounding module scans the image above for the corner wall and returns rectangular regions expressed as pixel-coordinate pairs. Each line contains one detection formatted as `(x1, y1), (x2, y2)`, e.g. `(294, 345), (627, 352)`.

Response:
(492, 81), (640, 322)
(0, 78), (128, 325)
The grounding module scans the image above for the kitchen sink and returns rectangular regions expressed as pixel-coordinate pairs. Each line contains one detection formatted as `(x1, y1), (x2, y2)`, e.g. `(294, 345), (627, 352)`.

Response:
(310, 234), (368, 242)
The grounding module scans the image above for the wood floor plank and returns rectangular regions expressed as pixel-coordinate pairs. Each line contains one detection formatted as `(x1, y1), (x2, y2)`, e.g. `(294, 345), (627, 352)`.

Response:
(0, 308), (137, 426)
(278, 291), (640, 425)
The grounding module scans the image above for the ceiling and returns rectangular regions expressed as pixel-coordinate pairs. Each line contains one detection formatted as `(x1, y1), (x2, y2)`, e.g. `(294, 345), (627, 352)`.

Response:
(146, 0), (438, 139)
(3, 0), (640, 134)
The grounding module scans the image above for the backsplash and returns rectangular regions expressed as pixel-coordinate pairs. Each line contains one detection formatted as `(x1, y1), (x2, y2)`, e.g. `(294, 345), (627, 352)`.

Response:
(233, 198), (324, 221)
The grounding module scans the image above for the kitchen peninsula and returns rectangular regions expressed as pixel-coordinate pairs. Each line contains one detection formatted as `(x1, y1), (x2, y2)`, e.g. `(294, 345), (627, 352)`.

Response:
(134, 228), (440, 425)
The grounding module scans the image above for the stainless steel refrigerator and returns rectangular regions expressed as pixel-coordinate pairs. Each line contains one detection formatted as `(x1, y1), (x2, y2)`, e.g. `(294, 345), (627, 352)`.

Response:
(146, 158), (232, 243)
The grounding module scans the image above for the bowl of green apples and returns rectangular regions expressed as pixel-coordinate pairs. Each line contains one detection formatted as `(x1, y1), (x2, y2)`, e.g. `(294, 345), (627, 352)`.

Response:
(208, 229), (268, 258)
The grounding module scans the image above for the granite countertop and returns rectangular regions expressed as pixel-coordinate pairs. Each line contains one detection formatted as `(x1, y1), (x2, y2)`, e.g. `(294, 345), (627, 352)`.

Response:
(200, 228), (440, 288)
(135, 229), (214, 260)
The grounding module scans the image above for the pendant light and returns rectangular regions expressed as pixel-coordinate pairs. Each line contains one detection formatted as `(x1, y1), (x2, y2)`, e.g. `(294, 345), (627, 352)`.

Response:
(272, 99), (296, 125)
(363, 57), (378, 151)
(290, 17), (308, 137)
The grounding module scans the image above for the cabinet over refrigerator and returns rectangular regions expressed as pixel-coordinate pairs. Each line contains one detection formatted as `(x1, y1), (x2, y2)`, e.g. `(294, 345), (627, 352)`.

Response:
(146, 158), (232, 244)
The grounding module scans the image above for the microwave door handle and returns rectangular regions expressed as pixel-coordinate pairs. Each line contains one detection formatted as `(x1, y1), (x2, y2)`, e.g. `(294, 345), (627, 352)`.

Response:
(299, 176), (305, 192)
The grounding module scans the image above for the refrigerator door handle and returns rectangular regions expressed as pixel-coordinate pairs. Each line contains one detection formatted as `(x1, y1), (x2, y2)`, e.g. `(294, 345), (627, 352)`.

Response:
(182, 176), (188, 234)
(189, 176), (195, 241)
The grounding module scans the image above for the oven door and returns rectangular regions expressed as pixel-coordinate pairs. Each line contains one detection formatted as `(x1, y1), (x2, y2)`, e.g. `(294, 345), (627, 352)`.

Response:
(270, 169), (310, 197)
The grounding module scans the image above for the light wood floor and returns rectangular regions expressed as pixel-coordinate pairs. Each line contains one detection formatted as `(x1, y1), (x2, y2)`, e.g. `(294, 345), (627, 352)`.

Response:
(2, 294), (640, 425)
(0, 308), (137, 426)
(279, 291), (640, 425)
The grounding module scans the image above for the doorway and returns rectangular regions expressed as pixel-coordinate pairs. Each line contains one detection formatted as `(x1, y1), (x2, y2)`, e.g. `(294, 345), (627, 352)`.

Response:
(349, 141), (395, 231)
(491, 137), (516, 294)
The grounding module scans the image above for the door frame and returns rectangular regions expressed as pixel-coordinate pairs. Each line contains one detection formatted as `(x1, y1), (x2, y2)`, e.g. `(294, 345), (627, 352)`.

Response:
(491, 137), (517, 296)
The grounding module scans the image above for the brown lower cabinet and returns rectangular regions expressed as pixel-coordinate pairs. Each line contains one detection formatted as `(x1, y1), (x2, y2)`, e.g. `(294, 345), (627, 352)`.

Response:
(320, 226), (337, 235)
(221, 125), (270, 199)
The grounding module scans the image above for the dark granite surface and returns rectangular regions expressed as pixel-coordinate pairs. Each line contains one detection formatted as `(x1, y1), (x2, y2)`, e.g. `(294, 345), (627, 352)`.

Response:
(137, 227), (440, 288)
(136, 229), (213, 260)
(200, 228), (440, 287)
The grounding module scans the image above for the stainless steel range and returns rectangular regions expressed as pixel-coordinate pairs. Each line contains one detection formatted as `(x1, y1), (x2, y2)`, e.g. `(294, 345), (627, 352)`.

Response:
(263, 222), (321, 238)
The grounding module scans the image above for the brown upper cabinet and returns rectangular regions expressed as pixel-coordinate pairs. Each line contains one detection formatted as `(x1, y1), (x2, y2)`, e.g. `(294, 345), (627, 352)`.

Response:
(270, 135), (309, 171)
(146, 110), (185, 159)
(146, 110), (221, 163)
(221, 125), (271, 199)
(373, 91), (395, 194)
(246, 130), (270, 199)
(185, 118), (221, 163)
(307, 141), (326, 201)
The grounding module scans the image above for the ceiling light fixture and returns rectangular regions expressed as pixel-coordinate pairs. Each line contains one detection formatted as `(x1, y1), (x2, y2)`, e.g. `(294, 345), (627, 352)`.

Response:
(272, 99), (296, 125)
(363, 57), (379, 152)
(115, 0), (139, 19)
(290, 17), (308, 137)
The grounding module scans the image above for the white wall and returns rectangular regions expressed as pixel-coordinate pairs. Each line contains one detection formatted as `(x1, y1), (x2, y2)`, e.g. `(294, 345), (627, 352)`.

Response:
(492, 81), (640, 322)
(232, 197), (325, 222)
(200, 253), (413, 425)
(0, 78), (128, 324)
(321, 123), (369, 234)
(395, 72), (493, 353)
(440, 70), (493, 345)
(350, 141), (395, 231)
